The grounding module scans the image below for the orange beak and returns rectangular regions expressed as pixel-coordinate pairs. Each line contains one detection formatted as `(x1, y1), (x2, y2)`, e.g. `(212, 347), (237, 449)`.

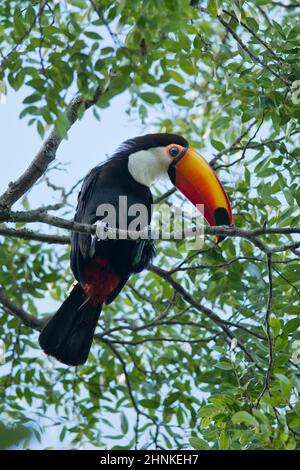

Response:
(168, 147), (233, 242)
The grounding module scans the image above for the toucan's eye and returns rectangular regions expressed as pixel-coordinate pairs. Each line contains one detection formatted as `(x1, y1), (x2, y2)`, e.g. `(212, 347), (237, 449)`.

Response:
(169, 146), (179, 157)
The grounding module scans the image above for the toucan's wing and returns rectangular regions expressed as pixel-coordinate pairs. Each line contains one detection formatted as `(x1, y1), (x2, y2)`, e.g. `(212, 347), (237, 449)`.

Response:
(71, 165), (104, 282)
(71, 160), (154, 288)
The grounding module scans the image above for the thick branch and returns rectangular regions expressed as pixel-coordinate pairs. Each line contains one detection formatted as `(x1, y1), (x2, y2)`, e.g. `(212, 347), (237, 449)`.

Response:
(3, 210), (300, 239)
(0, 209), (299, 254)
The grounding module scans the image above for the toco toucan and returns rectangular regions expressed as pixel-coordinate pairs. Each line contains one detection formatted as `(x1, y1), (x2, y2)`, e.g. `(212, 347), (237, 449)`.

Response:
(39, 133), (233, 366)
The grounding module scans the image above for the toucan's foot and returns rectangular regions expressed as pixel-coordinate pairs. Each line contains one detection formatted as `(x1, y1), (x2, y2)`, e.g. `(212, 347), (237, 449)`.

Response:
(90, 221), (109, 256)
(94, 220), (109, 240)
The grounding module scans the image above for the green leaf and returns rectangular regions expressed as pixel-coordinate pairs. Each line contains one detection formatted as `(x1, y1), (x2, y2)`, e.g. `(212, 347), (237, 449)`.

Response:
(23, 93), (41, 104)
(164, 84), (185, 96)
(37, 121), (45, 139)
(68, 0), (87, 7)
(207, 0), (218, 17)
(218, 430), (230, 450)
(22, 196), (30, 210)
(215, 361), (232, 370)
(139, 399), (160, 409)
(140, 92), (162, 104)
(121, 412), (129, 434)
(189, 437), (210, 450)
(84, 31), (103, 40)
(211, 139), (225, 151)
(169, 70), (185, 84)
(232, 411), (259, 430)
(180, 60), (196, 75)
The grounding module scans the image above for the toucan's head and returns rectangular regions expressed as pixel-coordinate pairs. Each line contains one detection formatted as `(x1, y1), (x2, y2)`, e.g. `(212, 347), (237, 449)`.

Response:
(116, 133), (233, 241)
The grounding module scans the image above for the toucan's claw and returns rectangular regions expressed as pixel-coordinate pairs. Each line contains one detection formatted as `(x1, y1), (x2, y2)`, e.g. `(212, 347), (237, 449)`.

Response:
(90, 221), (109, 257)
(94, 220), (109, 240)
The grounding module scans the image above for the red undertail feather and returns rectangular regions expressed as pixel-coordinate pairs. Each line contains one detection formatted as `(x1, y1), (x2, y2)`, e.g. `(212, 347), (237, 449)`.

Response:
(83, 256), (120, 306)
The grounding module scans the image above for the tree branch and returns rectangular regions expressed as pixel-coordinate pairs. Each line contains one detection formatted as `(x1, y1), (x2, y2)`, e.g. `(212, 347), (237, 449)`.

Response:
(193, 4), (292, 87)
(217, 15), (292, 88)
(102, 339), (157, 425)
(214, 113), (265, 170)
(222, 9), (283, 64)
(210, 120), (257, 167)
(256, 254), (273, 405)
(0, 288), (42, 330)
(0, 91), (102, 210)
(210, 129), (300, 164)
(227, 136), (297, 155)
(149, 264), (262, 370)
(272, 1), (300, 8)
(1, 208), (299, 254)
(0, 1), (48, 73)
(0, 225), (69, 244)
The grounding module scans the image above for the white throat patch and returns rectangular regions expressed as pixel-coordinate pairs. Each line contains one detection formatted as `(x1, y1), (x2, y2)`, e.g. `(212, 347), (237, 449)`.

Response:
(128, 147), (170, 187)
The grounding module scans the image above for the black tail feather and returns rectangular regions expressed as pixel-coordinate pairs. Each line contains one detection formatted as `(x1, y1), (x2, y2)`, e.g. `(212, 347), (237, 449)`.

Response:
(39, 284), (101, 366)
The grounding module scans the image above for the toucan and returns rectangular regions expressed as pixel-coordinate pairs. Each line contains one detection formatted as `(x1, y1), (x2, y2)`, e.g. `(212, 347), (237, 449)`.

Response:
(39, 133), (233, 366)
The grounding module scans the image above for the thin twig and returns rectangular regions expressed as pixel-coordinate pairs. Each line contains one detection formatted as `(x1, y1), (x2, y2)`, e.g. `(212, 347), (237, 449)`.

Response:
(0, 226), (70, 244)
(0, 288), (42, 330)
(0, 91), (102, 209)
(149, 264), (263, 370)
(0, 1), (48, 73)
(256, 254), (273, 405)
(217, 15), (291, 88)
(222, 9), (283, 64)
(210, 120), (257, 167)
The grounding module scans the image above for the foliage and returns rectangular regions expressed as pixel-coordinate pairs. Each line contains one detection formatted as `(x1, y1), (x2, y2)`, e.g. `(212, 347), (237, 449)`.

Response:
(0, 0), (300, 450)
(0, 423), (31, 449)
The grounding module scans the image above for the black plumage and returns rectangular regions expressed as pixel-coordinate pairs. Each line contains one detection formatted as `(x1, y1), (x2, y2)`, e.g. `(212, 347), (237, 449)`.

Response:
(39, 134), (187, 366)
(70, 152), (154, 288)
